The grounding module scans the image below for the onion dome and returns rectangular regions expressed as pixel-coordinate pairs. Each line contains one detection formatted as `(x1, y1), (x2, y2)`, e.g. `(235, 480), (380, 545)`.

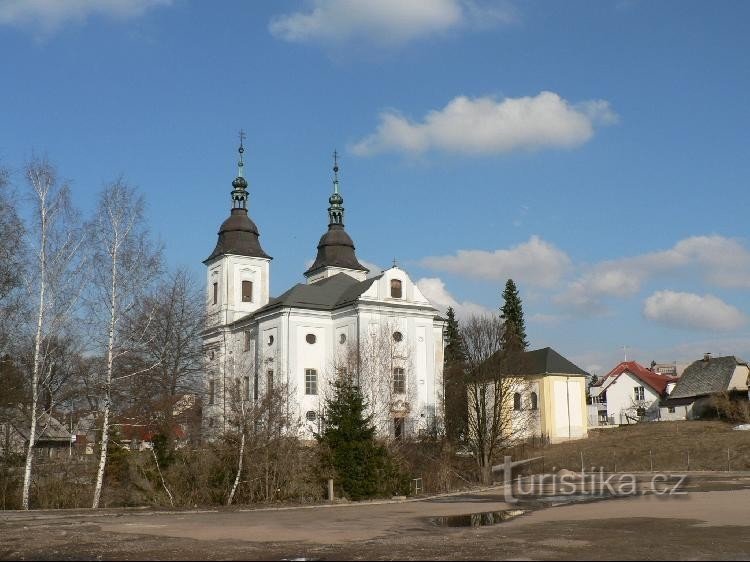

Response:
(204, 132), (271, 263)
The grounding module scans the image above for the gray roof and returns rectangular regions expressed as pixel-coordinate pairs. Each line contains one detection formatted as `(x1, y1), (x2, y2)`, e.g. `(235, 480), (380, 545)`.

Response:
(304, 224), (368, 276)
(668, 355), (748, 399)
(521, 347), (590, 377)
(204, 208), (271, 263)
(251, 272), (380, 316)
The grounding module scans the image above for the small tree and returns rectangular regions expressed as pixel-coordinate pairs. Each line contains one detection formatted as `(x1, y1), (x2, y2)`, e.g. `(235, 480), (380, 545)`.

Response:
(500, 279), (529, 351)
(318, 377), (396, 500)
(463, 315), (533, 485)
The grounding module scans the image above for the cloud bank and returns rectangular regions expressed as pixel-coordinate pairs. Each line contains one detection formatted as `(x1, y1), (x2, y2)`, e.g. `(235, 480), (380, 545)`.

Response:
(0, 0), (171, 34)
(351, 92), (618, 156)
(556, 235), (750, 314)
(421, 235), (571, 287)
(269, 0), (516, 48)
(416, 277), (491, 320)
(643, 291), (746, 332)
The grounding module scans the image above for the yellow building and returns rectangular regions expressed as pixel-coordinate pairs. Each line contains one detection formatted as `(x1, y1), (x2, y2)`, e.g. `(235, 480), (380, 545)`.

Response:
(514, 347), (589, 443)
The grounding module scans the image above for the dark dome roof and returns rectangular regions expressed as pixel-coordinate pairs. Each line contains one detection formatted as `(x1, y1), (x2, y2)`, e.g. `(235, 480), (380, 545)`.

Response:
(204, 208), (271, 262)
(304, 224), (367, 275)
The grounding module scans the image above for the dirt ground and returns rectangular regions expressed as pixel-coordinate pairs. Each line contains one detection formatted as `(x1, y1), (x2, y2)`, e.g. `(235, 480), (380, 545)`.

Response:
(2, 475), (750, 560)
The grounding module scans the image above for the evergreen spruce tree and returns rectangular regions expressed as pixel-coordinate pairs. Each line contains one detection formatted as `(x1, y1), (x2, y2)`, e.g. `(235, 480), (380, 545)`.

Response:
(318, 378), (398, 500)
(500, 279), (529, 352)
(443, 307), (468, 442)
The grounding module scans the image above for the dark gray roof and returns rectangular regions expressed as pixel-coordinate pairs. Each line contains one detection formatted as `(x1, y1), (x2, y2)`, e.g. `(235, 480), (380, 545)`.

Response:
(204, 208), (271, 263)
(251, 272), (380, 316)
(521, 347), (590, 377)
(304, 224), (368, 276)
(668, 355), (748, 399)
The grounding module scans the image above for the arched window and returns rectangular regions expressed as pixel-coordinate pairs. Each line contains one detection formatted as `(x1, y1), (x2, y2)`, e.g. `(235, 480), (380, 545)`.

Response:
(393, 368), (406, 394)
(242, 280), (253, 302)
(530, 392), (538, 410)
(390, 279), (402, 298)
(513, 392), (521, 411)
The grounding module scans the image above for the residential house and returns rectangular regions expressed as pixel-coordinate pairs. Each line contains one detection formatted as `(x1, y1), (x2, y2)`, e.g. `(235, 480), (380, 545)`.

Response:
(662, 354), (749, 420)
(589, 361), (679, 425)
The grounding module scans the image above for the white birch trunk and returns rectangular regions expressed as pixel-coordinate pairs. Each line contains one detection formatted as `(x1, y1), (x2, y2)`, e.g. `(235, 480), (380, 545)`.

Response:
(227, 430), (245, 506)
(21, 189), (47, 510)
(92, 235), (117, 509)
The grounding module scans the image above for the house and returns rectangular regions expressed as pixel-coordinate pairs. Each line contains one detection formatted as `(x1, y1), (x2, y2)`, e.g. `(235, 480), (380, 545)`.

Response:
(202, 142), (445, 439)
(469, 347), (589, 445)
(588, 361), (679, 425)
(0, 412), (73, 459)
(661, 354), (750, 420)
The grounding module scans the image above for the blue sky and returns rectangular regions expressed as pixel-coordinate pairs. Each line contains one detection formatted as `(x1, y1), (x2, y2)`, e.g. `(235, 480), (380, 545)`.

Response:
(1, 0), (749, 374)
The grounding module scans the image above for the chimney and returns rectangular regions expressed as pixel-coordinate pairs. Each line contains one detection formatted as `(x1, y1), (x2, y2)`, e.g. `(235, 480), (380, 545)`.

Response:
(703, 352), (711, 362)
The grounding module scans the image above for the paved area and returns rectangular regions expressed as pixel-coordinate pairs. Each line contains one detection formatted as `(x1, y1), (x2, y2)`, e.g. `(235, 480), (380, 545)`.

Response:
(2, 477), (750, 560)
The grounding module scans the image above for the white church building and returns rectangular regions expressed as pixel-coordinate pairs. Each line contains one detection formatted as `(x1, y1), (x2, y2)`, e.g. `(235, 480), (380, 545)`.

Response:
(202, 141), (445, 439)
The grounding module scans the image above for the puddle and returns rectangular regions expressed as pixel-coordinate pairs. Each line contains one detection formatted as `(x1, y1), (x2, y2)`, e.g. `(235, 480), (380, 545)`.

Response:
(431, 509), (525, 527)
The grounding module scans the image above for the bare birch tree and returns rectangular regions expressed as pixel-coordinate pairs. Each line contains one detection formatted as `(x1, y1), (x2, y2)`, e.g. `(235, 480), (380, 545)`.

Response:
(463, 315), (533, 485)
(87, 179), (161, 509)
(20, 157), (84, 509)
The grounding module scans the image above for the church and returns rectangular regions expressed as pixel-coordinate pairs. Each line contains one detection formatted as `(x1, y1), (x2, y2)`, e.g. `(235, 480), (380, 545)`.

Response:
(202, 139), (446, 439)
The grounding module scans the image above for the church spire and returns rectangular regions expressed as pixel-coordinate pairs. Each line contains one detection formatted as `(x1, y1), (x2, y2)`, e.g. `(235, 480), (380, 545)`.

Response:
(231, 130), (248, 210)
(328, 150), (344, 226)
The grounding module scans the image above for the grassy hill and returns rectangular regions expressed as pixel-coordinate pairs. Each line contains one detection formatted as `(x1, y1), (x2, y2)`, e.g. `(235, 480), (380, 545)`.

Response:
(513, 421), (750, 473)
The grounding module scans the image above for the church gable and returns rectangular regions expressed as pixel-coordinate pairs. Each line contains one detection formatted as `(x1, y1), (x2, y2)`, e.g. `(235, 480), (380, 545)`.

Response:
(359, 267), (434, 309)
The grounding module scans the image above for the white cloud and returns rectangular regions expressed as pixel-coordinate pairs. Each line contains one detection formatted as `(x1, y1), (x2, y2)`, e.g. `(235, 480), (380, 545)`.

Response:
(643, 291), (746, 332)
(269, 0), (515, 48)
(421, 235), (571, 288)
(351, 92), (618, 156)
(556, 235), (750, 314)
(0, 0), (170, 35)
(416, 277), (491, 320)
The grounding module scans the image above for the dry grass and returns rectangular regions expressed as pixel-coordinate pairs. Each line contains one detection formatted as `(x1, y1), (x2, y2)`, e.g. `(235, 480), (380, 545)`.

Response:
(513, 421), (750, 473)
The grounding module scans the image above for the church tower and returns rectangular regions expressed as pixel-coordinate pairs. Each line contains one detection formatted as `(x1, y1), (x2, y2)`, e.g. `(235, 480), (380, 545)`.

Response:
(304, 153), (368, 284)
(204, 133), (272, 326)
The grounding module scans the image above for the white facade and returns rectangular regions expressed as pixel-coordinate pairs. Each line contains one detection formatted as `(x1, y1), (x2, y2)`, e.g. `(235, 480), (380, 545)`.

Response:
(590, 371), (661, 425)
(202, 265), (445, 439)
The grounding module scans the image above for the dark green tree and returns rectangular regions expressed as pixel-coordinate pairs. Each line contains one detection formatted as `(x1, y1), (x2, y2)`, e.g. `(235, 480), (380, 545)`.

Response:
(317, 378), (404, 500)
(500, 279), (529, 352)
(443, 307), (467, 442)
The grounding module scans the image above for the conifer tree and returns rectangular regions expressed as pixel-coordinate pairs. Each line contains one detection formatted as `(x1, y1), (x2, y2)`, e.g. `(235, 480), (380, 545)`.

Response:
(500, 279), (529, 352)
(318, 378), (394, 500)
(443, 307), (467, 442)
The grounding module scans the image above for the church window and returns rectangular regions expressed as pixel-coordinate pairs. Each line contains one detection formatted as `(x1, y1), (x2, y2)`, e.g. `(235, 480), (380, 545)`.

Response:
(513, 392), (521, 411)
(268, 334), (274, 346)
(242, 280), (253, 302)
(393, 331), (403, 343)
(244, 376), (250, 400)
(339, 333), (346, 344)
(267, 369), (274, 395)
(254, 371), (258, 401)
(209, 380), (215, 405)
(212, 282), (218, 305)
(394, 417), (405, 440)
(393, 368), (406, 394)
(244, 331), (252, 352)
(306, 333), (317, 345)
(305, 369), (318, 395)
(306, 410), (317, 422)
(530, 392), (538, 410)
(390, 279), (402, 298)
